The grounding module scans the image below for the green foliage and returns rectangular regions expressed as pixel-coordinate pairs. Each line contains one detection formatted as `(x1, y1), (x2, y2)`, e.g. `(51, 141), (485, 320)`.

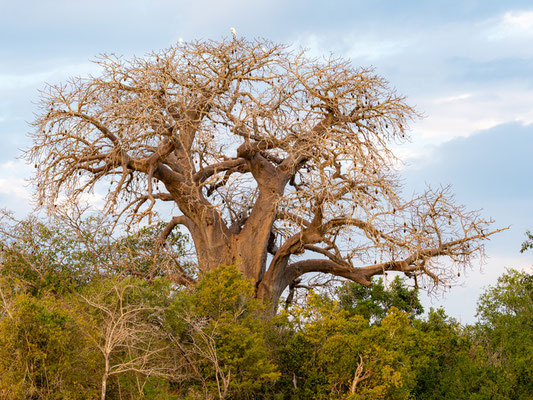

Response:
(0, 287), (99, 399)
(0, 214), (530, 399)
(270, 293), (418, 399)
(110, 222), (192, 280)
(337, 276), (423, 322)
(0, 214), (101, 296)
(409, 308), (483, 400)
(0, 213), (190, 297)
(520, 230), (533, 253)
(167, 265), (280, 399)
(475, 269), (533, 399)
(410, 270), (533, 399)
(70, 276), (178, 400)
(193, 264), (257, 319)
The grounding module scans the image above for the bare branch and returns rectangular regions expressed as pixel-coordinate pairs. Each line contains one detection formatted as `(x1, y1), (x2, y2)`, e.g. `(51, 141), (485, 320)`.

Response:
(26, 38), (503, 307)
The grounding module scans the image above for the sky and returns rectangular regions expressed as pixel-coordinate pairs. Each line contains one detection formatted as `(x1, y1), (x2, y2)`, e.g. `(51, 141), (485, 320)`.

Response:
(1, 0), (532, 322)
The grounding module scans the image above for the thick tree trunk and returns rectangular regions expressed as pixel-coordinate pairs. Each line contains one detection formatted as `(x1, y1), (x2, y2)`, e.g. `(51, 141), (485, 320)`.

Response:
(191, 194), (277, 284)
(229, 191), (280, 281)
(189, 153), (290, 291)
(192, 226), (233, 274)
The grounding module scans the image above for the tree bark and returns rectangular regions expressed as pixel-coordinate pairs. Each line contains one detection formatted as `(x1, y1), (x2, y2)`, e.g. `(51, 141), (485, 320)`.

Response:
(100, 356), (110, 400)
(27, 38), (502, 312)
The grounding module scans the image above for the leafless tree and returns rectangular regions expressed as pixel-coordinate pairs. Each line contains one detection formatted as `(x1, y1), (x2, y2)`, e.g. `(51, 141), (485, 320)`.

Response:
(26, 37), (503, 306)
(184, 316), (231, 400)
(74, 280), (183, 400)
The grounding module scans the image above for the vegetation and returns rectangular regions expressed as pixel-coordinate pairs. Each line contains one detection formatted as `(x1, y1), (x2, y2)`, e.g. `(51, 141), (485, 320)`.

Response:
(0, 37), (526, 398)
(0, 215), (530, 399)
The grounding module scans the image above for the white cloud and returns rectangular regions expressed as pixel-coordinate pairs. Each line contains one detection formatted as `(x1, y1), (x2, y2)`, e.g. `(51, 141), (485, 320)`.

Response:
(488, 10), (533, 39)
(501, 10), (533, 31)
(434, 93), (472, 104)
(78, 192), (106, 211)
(347, 39), (410, 61)
(410, 85), (533, 143)
(0, 71), (54, 90)
(293, 32), (410, 62)
(0, 161), (33, 215)
(0, 176), (28, 198)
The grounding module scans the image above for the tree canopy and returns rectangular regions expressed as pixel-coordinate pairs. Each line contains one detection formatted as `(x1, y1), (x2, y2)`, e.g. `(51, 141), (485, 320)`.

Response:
(26, 37), (502, 303)
(0, 213), (530, 399)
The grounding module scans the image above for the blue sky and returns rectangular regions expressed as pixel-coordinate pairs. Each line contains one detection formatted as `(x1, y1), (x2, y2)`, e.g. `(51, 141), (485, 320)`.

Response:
(1, 0), (532, 322)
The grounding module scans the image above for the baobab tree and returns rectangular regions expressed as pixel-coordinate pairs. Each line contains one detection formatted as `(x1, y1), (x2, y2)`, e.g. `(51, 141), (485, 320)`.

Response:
(26, 37), (502, 305)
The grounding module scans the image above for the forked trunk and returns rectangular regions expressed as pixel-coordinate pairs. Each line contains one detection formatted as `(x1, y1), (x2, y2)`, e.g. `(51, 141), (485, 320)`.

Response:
(189, 153), (291, 305)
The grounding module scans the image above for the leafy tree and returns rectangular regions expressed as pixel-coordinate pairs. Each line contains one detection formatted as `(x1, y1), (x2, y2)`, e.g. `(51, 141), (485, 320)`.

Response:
(0, 211), (101, 295)
(0, 287), (99, 399)
(520, 230), (533, 253)
(412, 270), (533, 399)
(337, 275), (423, 322)
(475, 269), (533, 399)
(271, 293), (419, 399)
(166, 265), (279, 399)
(409, 309), (486, 400)
(0, 274), (182, 399)
(26, 37), (502, 305)
(0, 211), (191, 295)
